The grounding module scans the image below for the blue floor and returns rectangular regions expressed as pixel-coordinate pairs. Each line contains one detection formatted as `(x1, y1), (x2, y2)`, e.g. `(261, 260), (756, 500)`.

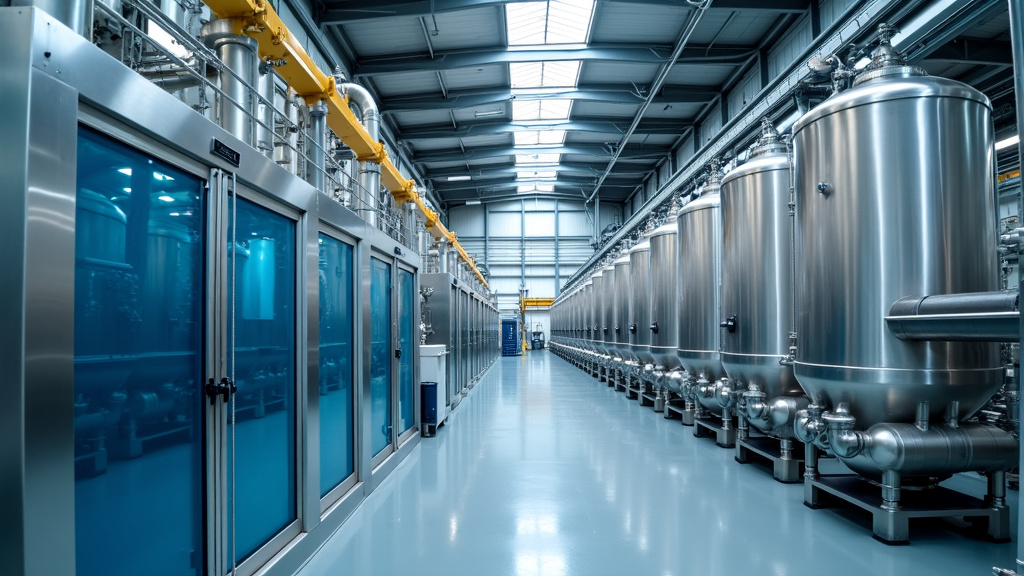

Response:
(296, 352), (1019, 576)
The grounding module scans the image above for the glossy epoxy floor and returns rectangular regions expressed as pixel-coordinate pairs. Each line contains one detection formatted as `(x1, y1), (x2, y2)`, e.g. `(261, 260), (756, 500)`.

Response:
(296, 352), (1018, 576)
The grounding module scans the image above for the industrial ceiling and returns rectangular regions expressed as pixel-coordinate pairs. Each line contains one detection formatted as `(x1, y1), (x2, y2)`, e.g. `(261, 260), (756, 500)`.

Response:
(308, 0), (1017, 211)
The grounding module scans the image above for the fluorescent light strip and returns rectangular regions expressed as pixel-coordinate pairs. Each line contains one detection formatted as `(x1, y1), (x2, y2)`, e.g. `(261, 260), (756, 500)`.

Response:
(996, 135), (1019, 151)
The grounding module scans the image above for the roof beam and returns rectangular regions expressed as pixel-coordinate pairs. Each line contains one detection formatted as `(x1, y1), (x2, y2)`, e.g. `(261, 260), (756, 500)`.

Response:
(397, 118), (692, 139)
(354, 44), (755, 77)
(381, 84), (718, 112)
(412, 143), (669, 162)
(425, 163), (651, 179)
(319, 0), (808, 24)
(919, 39), (1013, 67)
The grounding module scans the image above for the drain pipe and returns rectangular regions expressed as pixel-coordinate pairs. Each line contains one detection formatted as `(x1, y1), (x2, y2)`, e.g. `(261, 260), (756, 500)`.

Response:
(335, 74), (382, 228)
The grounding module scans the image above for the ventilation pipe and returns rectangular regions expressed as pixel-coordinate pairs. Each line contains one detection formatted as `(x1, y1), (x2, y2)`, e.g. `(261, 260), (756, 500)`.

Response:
(334, 73), (381, 227)
(202, 19), (257, 144)
(308, 99), (328, 193)
(438, 238), (449, 274)
(256, 62), (277, 157)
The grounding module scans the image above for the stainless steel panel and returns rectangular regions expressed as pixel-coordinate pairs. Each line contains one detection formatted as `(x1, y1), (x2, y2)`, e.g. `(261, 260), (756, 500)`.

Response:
(676, 185), (723, 380)
(1, 57), (78, 575)
(793, 68), (1000, 426)
(649, 225), (679, 370)
(720, 150), (800, 400)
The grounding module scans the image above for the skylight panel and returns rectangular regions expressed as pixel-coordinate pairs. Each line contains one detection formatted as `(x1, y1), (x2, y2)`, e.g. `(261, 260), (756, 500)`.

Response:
(518, 183), (556, 194)
(506, 2), (549, 46)
(516, 153), (561, 164)
(517, 169), (558, 179)
(513, 99), (572, 121)
(514, 130), (566, 146)
(506, 1), (595, 46)
(510, 61), (581, 89)
(546, 0), (595, 44)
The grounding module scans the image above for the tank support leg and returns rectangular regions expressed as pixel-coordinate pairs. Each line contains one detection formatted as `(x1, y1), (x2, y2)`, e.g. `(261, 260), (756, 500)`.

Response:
(716, 409), (736, 448)
(735, 418), (750, 463)
(653, 387), (665, 413)
(774, 439), (802, 483)
(681, 400), (695, 426)
(803, 442), (822, 508)
(872, 470), (909, 544)
(986, 470), (1012, 541)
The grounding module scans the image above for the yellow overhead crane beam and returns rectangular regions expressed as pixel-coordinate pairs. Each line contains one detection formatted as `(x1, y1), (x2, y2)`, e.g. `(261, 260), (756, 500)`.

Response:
(519, 297), (555, 313)
(203, 0), (487, 288)
(519, 296), (554, 352)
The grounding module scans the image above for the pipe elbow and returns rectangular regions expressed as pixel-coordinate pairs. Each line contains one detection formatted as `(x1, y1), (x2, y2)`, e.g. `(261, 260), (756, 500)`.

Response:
(829, 428), (868, 459)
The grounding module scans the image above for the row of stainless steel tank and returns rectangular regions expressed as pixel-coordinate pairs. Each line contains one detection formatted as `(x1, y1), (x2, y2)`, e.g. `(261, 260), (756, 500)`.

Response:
(550, 26), (1019, 543)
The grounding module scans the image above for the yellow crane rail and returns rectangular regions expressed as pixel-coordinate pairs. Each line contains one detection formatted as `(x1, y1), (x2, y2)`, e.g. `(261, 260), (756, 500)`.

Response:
(203, 0), (487, 287)
(519, 297), (555, 313)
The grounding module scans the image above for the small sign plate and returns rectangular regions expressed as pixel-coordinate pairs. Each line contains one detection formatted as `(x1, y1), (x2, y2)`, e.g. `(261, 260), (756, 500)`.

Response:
(210, 138), (241, 167)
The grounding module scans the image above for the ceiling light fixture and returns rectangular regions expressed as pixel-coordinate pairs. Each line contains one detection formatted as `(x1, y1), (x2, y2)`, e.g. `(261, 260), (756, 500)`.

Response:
(996, 134), (1020, 151)
(474, 110), (504, 118)
(446, 175), (472, 181)
(465, 199), (482, 205)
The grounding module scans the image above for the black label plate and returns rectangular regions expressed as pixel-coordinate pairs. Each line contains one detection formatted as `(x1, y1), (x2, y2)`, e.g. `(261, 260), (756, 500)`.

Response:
(210, 138), (241, 167)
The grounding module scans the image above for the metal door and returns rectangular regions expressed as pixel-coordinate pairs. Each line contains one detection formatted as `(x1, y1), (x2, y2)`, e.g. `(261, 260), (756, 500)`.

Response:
(208, 170), (301, 575)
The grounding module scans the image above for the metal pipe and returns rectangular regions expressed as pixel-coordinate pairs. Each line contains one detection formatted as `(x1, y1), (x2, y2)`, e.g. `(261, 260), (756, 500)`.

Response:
(438, 238), (449, 274)
(203, 19), (257, 144)
(1008, 0), (1024, 570)
(338, 81), (381, 227)
(256, 62), (276, 156)
(886, 291), (1019, 342)
(308, 100), (327, 193)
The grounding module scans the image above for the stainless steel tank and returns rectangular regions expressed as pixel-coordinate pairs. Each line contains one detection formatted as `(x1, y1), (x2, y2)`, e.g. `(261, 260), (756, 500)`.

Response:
(720, 122), (802, 404)
(792, 43), (1000, 428)
(612, 252), (632, 360)
(590, 269), (604, 354)
(677, 170), (724, 387)
(582, 280), (593, 351)
(598, 263), (616, 356)
(649, 220), (679, 372)
(629, 238), (654, 365)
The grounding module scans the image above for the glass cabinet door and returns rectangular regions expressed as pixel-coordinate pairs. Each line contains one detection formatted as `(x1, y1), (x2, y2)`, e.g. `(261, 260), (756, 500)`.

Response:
(397, 268), (416, 435)
(73, 128), (205, 576)
(318, 234), (355, 497)
(225, 195), (298, 567)
(370, 256), (393, 457)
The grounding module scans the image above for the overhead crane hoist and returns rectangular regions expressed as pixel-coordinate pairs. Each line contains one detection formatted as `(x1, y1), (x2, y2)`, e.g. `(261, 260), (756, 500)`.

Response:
(202, 0), (487, 287)
(519, 296), (554, 352)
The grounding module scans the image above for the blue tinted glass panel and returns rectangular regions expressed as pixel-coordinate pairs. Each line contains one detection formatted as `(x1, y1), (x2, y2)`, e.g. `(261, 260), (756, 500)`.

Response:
(370, 257), (393, 456)
(398, 269), (415, 433)
(74, 128), (204, 576)
(227, 197), (297, 563)
(318, 235), (354, 496)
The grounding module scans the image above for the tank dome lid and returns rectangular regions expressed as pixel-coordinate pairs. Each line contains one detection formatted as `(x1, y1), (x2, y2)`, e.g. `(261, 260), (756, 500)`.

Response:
(630, 239), (651, 253)
(749, 117), (787, 158)
(852, 23), (927, 87)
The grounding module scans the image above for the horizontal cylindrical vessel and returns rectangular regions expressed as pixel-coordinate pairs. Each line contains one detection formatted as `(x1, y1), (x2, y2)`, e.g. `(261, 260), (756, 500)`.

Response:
(793, 54), (1000, 427)
(887, 291), (1019, 342)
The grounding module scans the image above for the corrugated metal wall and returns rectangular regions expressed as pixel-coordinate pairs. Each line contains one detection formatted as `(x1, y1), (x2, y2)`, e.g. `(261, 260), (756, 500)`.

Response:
(449, 199), (609, 312)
